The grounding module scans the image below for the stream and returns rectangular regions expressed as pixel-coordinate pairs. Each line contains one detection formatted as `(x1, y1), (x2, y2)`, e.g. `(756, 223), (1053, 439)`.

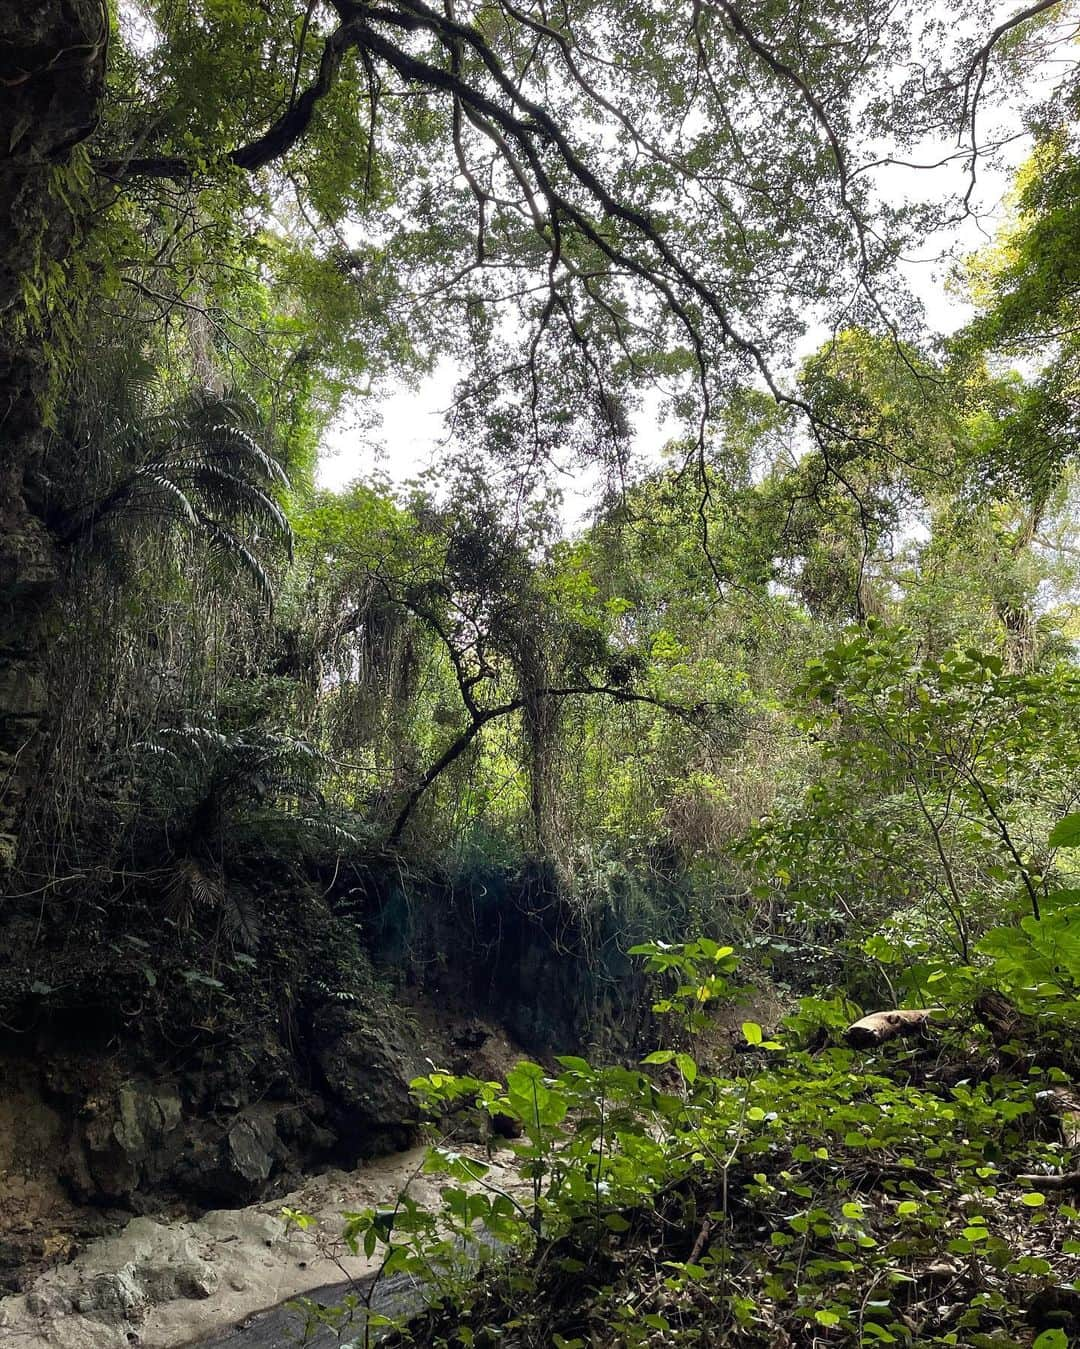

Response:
(192, 1269), (425, 1349)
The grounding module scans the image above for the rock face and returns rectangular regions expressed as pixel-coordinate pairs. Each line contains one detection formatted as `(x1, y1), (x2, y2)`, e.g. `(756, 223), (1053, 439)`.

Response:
(0, 995), (530, 1347)
(367, 861), (654, 1055)
(61, 1084), (296, 1210)
(311, 1005), (426, 1154)
(0, 1005), (430, 1291)
(0, 0), (108, 868)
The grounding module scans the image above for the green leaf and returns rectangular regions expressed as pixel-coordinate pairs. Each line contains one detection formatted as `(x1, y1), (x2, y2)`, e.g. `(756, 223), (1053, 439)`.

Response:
(675, 1053), (698, 1084)
(861, 1325), (897, 1343)
(1050, 814), (1080, 848)
(742, 1021), (763, 1045)
(814, 1309), (841, 1327)
(1020, 1191), (1046, 1207)
(555, 1056), (592, 1073)
(1033, 1332), (1069, 1349)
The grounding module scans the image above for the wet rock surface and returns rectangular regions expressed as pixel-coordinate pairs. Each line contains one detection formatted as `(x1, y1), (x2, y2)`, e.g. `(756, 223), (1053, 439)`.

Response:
(0, 1145), (520, 1349)
(193, 1270), (424, 1349)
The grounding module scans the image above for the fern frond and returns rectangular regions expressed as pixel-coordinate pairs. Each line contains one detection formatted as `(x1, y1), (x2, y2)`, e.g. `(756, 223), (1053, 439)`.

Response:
(164, 857), (224, 933)
(132, 469), (199, 527)
(148, 723), (232, 765)
(59, 374), (290, 604)
(220, 887), (262, 952)
(198, 516), (275, 608)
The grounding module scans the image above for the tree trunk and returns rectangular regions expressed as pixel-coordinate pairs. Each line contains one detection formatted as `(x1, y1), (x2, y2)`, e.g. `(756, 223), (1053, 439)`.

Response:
(0, 0), (106, 871)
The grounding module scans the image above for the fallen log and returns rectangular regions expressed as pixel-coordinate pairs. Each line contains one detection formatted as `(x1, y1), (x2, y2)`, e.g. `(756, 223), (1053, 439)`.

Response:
(975, 990), (1077, 1073)
(844, 1009), (941, 1050)
(974, 990), (1032, 1048)
(1016, 1172), (1080, 1191)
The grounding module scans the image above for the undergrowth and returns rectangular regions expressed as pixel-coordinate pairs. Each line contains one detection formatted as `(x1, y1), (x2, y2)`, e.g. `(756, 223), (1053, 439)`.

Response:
(288, 937), (1080, 1349)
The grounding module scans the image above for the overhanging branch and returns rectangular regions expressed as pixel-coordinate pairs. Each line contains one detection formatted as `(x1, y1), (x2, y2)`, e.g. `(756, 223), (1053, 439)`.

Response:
(387, 681), (713, 844)
(97, 20), (365, 180)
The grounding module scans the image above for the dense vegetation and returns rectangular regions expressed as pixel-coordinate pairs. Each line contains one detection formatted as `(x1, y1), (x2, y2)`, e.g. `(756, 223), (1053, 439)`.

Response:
(3, 0), (1080, 1345)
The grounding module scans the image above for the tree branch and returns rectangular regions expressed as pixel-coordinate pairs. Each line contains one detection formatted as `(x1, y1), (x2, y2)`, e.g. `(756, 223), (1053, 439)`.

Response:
(387, 681), (713, 844)
(97, 20), (365, 180)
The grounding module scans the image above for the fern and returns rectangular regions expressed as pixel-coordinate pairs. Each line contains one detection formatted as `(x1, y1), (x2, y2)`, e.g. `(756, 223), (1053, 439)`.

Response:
(164, 857), (225, 933)
(162, 857), (262, 951)
(55, 374), (291, 604)
(136, 720), (353, 868)
(220, 887), (263, 952)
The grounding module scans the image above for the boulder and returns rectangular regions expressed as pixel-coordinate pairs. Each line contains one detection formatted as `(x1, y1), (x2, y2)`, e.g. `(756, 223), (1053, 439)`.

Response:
(311, 1004), (426, 1156)
(170, 1107), (287, 1205)
(64, 1083), (185, 1205)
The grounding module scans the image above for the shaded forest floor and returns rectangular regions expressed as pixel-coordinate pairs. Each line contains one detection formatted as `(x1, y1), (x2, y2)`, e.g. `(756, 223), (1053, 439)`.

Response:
(393, 1066), (1080, 1348)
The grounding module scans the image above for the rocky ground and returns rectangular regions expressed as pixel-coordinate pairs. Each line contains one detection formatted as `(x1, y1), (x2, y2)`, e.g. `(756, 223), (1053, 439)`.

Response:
(0, 987), (526, 1349)
(0, 860), (624, 1347)
(0, 1140), (521, 1349)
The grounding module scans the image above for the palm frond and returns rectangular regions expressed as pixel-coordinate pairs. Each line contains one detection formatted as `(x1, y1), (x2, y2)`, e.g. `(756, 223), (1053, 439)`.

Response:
(201, 423), (289, 487)
(180, 463), (289, 535)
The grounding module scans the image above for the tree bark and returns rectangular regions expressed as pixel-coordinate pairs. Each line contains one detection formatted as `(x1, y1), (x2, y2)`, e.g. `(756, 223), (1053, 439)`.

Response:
(0, 0), (107, 871)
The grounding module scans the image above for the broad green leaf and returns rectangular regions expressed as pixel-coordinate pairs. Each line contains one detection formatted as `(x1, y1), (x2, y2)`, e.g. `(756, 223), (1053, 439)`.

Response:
(675, 1053), (698, 1083)
(1049, 814), (1080, 848)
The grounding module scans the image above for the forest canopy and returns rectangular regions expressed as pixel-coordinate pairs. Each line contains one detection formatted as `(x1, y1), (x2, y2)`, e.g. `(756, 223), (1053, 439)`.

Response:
(1, 0), (1078, 901)
(5, 1), (1080, 1344)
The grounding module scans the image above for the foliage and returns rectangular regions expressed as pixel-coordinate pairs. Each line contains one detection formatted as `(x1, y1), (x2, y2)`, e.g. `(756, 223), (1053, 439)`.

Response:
(85, 0), (1070, 479)
(8, 5), (1080, 1339)
(305, 941), (1080, 1348)
(743, 624), (1080, 975)
(51, 363), (292, 605)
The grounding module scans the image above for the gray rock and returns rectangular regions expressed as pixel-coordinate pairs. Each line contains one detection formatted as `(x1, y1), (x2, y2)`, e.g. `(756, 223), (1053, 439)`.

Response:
(226, 1114), (278, 1187)
(71, 1268), (144, 1318)
(65, 1080), (189, 1204)
(25, 1284), (73, 1318)
(311, 1006), (425, 1155)
(137, 1256), (218, 1302)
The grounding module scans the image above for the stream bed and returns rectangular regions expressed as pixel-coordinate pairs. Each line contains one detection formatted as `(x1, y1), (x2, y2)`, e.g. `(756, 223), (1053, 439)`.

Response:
(0, 1145), (516, 1349)
(193, 1270), (423, 1349)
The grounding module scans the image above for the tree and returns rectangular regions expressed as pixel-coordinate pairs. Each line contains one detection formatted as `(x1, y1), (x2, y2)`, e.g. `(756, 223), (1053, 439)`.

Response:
(747, 623), (1080, 970)
(0, 1), (108, 866)
(957, 77), (1080, 520)
(279, 473), (723, 854)
(2, 0), (1074, 868)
